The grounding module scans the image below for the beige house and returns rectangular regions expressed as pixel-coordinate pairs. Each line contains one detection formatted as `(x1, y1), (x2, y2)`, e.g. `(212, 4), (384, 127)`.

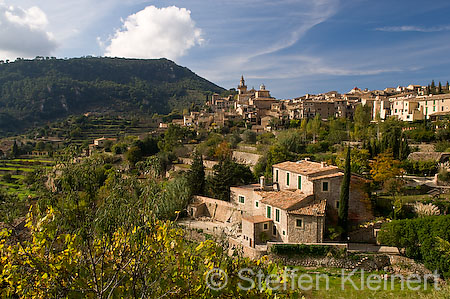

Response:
(93, 137), (117, 147)
(228, 159), (373, 248)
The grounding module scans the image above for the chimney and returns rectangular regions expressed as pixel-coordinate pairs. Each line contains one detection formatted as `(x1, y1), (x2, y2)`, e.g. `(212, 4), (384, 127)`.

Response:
(321, 162), (326, 168)
(260, 176), (265, 189)
(304, 157), (310, 161)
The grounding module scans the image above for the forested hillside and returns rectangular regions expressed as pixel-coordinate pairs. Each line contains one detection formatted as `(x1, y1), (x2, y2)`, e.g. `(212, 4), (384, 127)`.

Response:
(0, 57), (225, 136)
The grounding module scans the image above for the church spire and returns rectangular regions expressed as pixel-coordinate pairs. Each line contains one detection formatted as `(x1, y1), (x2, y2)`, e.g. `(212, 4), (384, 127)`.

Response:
(239, 75), (246, 88)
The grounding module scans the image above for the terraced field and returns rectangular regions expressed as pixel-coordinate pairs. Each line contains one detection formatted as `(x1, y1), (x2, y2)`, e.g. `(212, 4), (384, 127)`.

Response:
(0, 157), (54, 199)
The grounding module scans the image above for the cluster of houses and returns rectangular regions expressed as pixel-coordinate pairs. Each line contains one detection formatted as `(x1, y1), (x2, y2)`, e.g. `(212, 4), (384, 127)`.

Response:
(167, 77), (450, 131)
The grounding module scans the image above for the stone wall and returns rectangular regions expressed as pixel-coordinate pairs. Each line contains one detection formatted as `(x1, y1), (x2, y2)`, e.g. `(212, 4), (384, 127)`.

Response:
(228, 237), (267, 260)
(232, 151), (262, 169)
(230, 186), (261, 217)
(287, 215), (325, 243)
(192, 196), (241, 224)
(269, 254), (391, 272)
(179, 158), (218, 169)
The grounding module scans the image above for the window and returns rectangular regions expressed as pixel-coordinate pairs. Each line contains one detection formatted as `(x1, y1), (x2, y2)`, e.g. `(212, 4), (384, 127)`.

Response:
(286, 172), (290, 186)
(433, 106), (436, 112)
(276, 170), (279, 182)
(255, 201), (259, 208)
(283, 230), (286, 236)
(395, 109), (397, 113)
(238, 195), (245, 204)
(322, 181), (329, 192)
(298, 175), (302, 190)
(275, 208), (280, 223)
(336, 201), (340, 209)
(273, 225), (277, 236)
(263, 223), (268, 230)
(296, 219), (303, 228)
(266, 206), (272, 218)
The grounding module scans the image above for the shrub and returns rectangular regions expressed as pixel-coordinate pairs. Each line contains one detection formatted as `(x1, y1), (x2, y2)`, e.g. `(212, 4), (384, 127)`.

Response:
(401, 160), (438, 177)
(270, 244), (343, 257)
(438, 168), (450, 182)
(377, 216), (450, 278)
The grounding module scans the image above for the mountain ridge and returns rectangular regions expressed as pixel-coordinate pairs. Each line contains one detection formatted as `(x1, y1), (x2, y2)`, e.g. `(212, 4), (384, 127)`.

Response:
(0, 57), (225, 136)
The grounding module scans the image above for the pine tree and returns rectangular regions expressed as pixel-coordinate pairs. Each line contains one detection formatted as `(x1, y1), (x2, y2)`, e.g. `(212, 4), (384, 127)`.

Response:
(338, 146), (351, 240)
(431, 80), (436, 94)
(188, 151), (205, 196)
(439, 82), (442, 94)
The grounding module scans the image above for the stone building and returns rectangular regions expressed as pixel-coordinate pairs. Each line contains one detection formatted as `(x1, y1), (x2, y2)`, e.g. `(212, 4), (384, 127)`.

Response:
(224, 159), (373, 248)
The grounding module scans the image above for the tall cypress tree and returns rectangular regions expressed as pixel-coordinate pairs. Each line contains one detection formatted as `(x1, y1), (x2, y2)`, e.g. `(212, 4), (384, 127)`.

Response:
(188, 151), (205, 196)
(11, 141), (19, 158)
(338, 146), (351, 240)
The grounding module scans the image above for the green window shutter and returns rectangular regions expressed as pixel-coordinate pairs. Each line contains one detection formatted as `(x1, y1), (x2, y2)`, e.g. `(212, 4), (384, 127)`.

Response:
(298, 175), (301, 190)
(287, 172), (290, 186)
(276, 170), (279, 182)
(267, 206), (271, 218)
(275, 209), (280, 222)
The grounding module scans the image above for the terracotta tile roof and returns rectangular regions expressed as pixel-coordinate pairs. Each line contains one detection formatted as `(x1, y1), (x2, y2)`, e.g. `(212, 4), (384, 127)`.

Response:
(309, 172), (344, 181)
(273, 160), (341, 177)
(289, 200), (326, 216)
(230, 184), (260, 191)
(256, 189), (311, 210)
(242, 215), (272, 224)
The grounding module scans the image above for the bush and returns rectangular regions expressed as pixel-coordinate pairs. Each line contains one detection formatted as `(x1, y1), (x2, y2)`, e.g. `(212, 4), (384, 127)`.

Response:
(438, 168), (450, 182)
(377, 216), (450, 278)
(270, 244), (342, 257)
(401, 160), (438, 177)
(435, 141), (450, 152)
(242, 130), (257, 144)
(2, 173), (13, 183)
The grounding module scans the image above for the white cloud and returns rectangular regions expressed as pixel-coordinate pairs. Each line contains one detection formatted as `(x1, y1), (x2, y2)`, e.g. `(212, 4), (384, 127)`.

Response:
(0, 3), (57, 60)
(376, 25), (450, 33)
(104, 5), (203, 60)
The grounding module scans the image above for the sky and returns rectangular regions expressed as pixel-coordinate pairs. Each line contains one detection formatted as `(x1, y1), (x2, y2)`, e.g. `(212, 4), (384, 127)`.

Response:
(1, 0), (450, 98)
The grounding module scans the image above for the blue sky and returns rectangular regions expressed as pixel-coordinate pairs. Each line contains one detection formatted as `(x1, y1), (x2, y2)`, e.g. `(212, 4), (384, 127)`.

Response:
(2, 0), (450, 98)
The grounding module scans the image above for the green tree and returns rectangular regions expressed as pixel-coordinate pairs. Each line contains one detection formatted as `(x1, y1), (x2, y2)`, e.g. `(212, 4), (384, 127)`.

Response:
(264, 144), (296, 179)
(310, 114), (321, 143)
(11, 140), (19, 158)
(125, 146), (143, 165)
(209, 158), (255, 201)
(242, 130), (257, 144)
(353, 105), (371, 140)
(431, 80), (436, 94)
(338, 146), (350, 239)
(188, 151), (205, 195)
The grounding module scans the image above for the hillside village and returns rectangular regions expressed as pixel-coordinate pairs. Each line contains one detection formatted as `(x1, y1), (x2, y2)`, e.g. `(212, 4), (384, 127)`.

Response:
(164, 76), (450, 131)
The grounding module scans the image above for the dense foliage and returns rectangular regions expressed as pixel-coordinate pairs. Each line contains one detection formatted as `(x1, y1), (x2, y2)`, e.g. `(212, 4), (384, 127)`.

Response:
(378, 216), (450, 278)
(270, 244), (342, 257)
(338, 147), (350, 238)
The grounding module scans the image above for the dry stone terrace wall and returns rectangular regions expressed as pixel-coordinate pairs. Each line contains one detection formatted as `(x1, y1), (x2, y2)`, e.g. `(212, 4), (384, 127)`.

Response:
(232, 151), (262, 169)
(192, 196), (241, 224)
